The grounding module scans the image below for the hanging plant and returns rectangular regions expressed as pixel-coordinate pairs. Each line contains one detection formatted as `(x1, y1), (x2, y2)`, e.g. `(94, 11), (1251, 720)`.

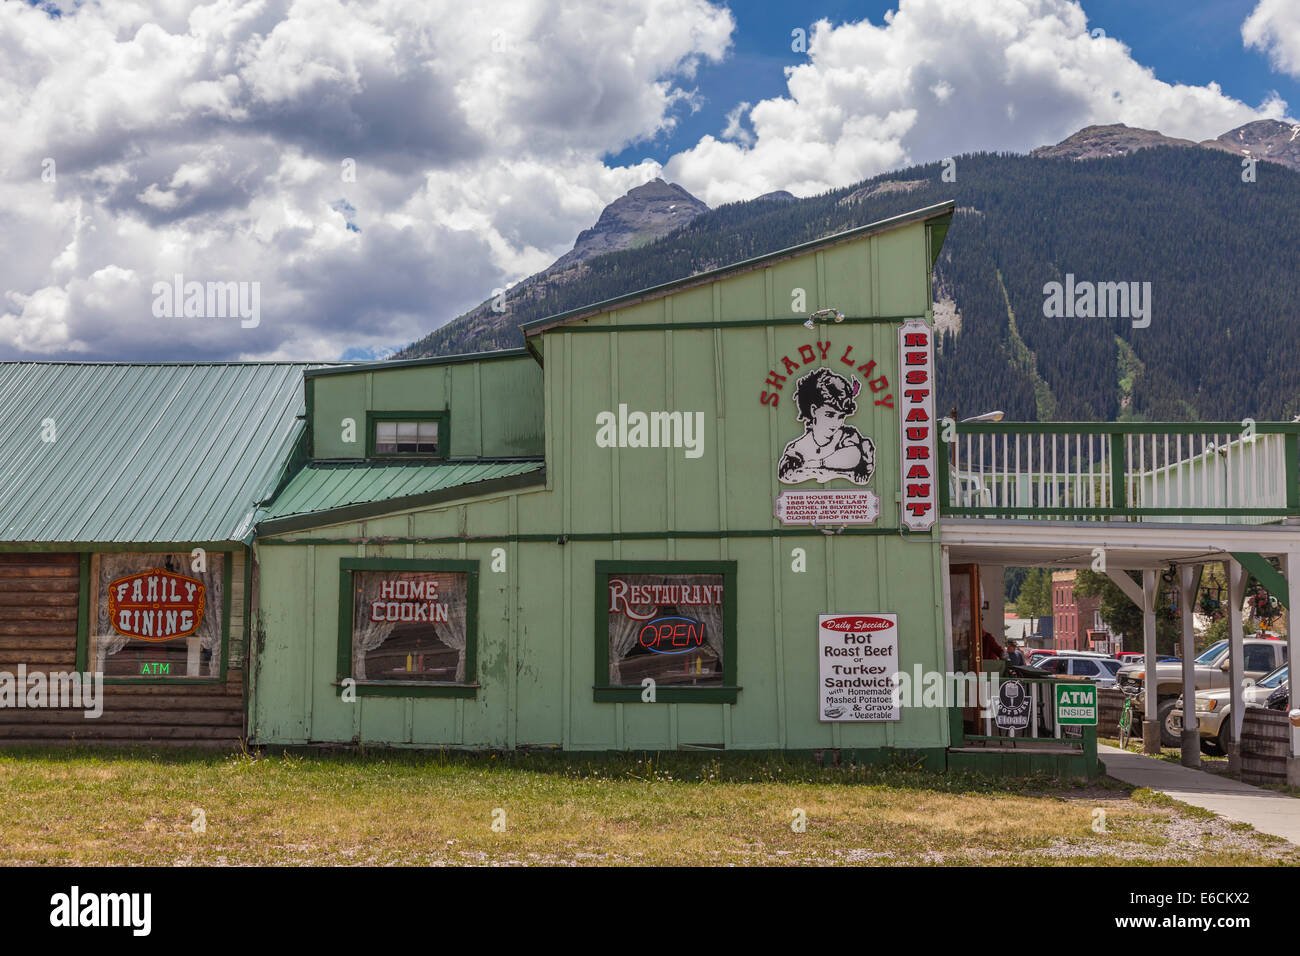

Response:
(1199, 586), (1224, 619)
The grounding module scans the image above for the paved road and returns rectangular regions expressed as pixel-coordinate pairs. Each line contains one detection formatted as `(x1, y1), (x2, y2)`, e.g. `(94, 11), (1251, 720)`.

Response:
(1100, 744), (1300, 845)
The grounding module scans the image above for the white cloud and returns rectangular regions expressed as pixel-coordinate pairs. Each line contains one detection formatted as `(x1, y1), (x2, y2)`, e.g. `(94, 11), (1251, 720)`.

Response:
(1244, 0), (1300, 78)
(0, 0), (734, 359)
(666, 0), (1290, 205)
(722, 101), (754, 146)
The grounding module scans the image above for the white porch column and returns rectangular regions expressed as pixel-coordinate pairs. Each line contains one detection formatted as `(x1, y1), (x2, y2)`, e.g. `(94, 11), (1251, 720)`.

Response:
(1226, 560), (1248, 773)
(1142, 570), (1160, 754)
(1178, 565), (1202, 768)
(1102, 566), (1163, 753)
(1283, 552), (1300, 785)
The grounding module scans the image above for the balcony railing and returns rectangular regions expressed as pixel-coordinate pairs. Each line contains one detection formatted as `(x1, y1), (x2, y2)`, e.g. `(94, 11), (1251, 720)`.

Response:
(940, 422), (1300, 523)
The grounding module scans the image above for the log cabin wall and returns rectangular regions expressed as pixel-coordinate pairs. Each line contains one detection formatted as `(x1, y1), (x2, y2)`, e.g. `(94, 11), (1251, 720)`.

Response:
(0, 549), (247, 747)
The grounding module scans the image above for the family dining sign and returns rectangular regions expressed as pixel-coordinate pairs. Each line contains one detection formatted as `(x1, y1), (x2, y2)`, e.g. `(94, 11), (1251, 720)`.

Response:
(106, 568), (205, 642)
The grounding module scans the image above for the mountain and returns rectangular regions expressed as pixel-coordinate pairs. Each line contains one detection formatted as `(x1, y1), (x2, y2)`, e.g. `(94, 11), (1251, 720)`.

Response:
(1202, 119), (1300, 170)
(397, 133), (1300, 423)
(551, 179), (707, 271)
(1031, 119), (1300, 172)
(1030, 123), (1199, 160)
(396, 178), (707, 358)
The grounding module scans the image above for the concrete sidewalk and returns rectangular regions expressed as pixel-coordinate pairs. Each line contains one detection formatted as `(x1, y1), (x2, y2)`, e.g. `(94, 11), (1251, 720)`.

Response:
(1101, 744), (1300, 845)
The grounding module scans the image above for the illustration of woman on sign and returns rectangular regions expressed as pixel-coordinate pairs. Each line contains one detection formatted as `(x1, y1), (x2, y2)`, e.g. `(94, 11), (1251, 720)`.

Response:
(778, 367), (875, 485)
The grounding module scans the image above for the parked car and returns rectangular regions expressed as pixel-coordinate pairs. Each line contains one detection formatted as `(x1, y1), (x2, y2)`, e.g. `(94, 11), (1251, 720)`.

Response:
(1116, 653), (1177, 665)
(1169, 664), (1288, 756)
(1118, 639), (1289, 747)
(1034, 655), (1123, 688)
(1028, 649), (1109, 666)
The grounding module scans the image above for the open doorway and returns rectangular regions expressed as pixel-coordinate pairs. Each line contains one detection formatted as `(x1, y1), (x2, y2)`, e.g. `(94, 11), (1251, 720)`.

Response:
(949, 563), (983, 734)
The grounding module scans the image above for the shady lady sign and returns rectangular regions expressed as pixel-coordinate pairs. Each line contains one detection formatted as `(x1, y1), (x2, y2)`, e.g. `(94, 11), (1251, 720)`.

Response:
(770, 360), (882, 526)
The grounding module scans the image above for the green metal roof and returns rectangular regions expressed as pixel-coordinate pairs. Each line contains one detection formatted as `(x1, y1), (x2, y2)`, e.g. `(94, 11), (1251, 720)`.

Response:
(259, 460), (546, 533)
(0, 362), (319, 545)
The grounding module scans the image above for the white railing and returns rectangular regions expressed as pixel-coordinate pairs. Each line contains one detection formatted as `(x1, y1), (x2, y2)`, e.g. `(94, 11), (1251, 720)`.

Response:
(944, 424), (1298, 523)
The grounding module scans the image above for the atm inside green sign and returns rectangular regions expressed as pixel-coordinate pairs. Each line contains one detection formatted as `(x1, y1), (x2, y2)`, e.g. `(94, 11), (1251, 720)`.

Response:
(1054, 684), (1097, 726)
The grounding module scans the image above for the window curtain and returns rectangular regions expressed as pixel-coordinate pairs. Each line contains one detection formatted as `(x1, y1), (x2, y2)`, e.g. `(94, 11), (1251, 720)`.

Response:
(93, 553), (140, 669)
(91, 552), (223, 675)
(680, 574), (724, 661)
(195, 557), (224, 676)
(607, 573), (725, 684)
(433, 573), (469, 681)
(351, 573), (397, 680)
(609, 610), (643, 685)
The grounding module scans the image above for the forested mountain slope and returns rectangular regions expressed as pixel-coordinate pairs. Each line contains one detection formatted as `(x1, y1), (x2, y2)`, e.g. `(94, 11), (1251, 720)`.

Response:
(402, 147), (1300, 422)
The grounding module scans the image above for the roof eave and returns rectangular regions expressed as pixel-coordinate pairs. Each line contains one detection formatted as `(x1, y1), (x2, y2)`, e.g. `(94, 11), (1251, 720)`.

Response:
(255, 467), (547, 536)
(521, 200), (956, 337)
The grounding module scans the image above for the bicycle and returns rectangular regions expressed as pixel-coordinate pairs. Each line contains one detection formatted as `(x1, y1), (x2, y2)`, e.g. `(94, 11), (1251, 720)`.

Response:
(1117, 684), (1141, 749)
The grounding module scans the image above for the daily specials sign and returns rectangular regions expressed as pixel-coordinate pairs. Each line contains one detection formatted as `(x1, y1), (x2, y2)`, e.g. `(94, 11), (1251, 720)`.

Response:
(818, 613), (900, 721)
(106, 568), (205, 642)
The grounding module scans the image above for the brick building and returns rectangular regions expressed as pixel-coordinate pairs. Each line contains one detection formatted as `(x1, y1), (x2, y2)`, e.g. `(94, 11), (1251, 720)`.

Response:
(1051, 570), (1108, 651)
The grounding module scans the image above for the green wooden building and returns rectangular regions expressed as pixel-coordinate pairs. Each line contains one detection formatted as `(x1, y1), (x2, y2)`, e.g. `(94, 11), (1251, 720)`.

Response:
(5, 198), (1299, 781)
(249, 202), (958, 762)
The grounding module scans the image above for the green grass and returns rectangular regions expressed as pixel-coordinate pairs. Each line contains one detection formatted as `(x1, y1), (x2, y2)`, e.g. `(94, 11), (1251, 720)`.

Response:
(0, 747), (1295, 866)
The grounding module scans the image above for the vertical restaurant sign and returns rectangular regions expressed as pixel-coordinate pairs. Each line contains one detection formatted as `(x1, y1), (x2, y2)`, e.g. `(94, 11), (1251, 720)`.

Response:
(106, 568), (206, 642)
(898, 319), (936, 530)
(818, 613), (900, 721)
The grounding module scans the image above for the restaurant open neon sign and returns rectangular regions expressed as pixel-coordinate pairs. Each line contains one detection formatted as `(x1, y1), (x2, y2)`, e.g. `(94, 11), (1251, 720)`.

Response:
(637, 616), (706, 654)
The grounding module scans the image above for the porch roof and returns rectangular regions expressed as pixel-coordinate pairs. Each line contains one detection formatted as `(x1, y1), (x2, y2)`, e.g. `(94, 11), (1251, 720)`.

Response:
(940, 518), (1300, 570)
(257, 459), (546, 534)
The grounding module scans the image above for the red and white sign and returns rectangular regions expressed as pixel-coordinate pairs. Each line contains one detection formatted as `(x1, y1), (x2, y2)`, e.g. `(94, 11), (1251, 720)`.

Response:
(818, 612), (900, 722)
(897, 320), (936, 531)
(106, 568), (205, 642)
(774, 490), (880, 525)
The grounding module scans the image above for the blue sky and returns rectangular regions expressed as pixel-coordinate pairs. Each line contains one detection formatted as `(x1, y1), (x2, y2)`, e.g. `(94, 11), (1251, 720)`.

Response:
(3, 0), (1299, 361)
(612, 0), (1300, 167)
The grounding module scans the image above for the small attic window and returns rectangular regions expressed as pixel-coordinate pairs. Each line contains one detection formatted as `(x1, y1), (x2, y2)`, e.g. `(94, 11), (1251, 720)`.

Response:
(367, 412), (448, 458)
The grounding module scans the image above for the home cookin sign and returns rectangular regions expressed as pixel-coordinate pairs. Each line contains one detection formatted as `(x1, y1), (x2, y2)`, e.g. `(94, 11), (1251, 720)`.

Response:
(818, 613), (900, 721)
(106, 569), (205, 642)
(368, 577), (451, 623)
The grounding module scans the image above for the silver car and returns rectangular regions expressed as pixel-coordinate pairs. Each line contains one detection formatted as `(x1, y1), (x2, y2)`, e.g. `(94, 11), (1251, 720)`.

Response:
(1034, 655), (1123, 689)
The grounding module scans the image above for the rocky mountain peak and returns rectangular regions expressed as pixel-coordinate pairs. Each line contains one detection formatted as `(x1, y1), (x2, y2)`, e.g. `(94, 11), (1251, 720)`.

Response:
(550, 178), (708, 271)
(1033, 119), (1300, 172)
(1031, 123), (1199, 160)
(1201, 119), (1300, 168)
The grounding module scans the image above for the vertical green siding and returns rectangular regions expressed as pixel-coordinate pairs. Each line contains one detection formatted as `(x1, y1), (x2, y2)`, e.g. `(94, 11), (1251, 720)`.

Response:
(310, 354), (544, 459)
(251, 222), (951, 751)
